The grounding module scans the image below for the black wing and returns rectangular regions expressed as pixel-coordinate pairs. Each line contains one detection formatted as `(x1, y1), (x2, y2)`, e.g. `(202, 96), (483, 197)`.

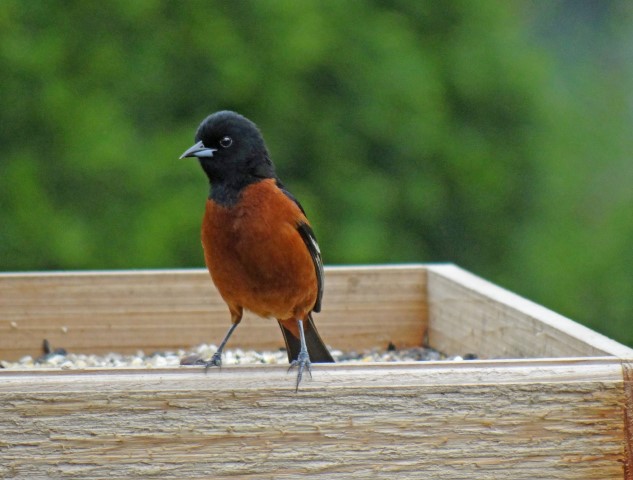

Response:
(296, 222), (324, 312)
(277, 180), (324, 313)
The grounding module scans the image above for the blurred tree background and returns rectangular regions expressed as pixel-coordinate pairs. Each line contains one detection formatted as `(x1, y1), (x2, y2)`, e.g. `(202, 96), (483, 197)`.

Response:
(1, 0), (631, 346)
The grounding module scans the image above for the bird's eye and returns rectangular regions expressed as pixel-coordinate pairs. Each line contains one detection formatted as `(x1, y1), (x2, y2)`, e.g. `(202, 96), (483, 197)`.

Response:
(219, 136), (233, 148)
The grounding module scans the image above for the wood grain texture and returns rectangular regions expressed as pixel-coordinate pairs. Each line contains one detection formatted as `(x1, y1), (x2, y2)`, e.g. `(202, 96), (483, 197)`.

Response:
(0, 358), (628, 479)
(425, 264), (633, 359)
(0, 266), (427, 361)
(623, 361), (633, 480)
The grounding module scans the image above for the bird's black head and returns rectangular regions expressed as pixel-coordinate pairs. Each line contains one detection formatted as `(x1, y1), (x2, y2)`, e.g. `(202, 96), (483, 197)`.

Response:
(180, 111), (276, 204)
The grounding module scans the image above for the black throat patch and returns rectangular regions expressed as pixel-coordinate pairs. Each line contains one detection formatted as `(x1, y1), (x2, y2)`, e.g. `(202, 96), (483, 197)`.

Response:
(208, 176), (264, 207)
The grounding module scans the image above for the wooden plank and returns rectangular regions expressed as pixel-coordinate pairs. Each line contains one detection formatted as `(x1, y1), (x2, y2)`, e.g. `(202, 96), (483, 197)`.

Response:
(425, 264), (633, 359)
(0, 266), (428, 360)
(0, 358), (628, 479)
(624, 361), (633, 480)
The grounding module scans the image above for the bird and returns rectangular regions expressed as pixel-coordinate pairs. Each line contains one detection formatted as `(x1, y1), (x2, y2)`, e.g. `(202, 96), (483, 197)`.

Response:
(180, 110), (334, 391)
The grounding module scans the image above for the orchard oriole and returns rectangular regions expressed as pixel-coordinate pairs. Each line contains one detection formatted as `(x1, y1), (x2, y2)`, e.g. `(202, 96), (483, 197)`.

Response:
(180, 111), (334, 390)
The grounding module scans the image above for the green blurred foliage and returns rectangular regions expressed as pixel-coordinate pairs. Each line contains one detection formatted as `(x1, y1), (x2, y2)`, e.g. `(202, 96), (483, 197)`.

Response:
(0, 0), (631, 346)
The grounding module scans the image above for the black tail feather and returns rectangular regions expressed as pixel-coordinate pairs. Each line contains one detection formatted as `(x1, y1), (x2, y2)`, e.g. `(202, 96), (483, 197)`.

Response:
(278, 314), (334, 364)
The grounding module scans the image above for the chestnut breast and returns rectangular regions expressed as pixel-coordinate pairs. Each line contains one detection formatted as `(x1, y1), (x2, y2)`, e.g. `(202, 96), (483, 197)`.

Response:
(201, 178), (318, 320)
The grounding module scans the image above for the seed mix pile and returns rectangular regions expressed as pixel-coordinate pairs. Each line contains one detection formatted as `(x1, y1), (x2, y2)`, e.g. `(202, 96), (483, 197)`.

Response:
(0, 341), (476, 370)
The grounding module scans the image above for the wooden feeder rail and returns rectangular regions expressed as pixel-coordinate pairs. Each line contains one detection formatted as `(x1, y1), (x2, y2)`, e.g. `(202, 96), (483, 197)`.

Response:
(1, 264), (632, 479)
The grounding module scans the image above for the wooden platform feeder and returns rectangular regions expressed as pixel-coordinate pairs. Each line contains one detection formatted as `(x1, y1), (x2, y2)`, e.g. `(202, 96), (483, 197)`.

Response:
(1, 264), (632, 479)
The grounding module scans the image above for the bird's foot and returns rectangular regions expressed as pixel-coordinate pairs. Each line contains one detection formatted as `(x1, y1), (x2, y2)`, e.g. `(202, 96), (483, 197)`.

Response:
(202, 351), (223, 372)
(288, 350), (312, 392)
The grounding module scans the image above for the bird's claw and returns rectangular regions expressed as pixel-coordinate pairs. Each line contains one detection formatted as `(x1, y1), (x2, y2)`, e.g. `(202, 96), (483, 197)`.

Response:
(203, 352), (223, 372)
(288, 350), (312, 392)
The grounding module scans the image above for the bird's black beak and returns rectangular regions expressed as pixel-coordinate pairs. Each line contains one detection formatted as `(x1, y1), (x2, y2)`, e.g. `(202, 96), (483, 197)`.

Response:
(179, 141), (217, 159)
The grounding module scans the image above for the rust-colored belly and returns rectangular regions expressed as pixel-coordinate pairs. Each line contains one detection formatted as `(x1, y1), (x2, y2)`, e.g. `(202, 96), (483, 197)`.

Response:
(201, 179), (317, 320)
